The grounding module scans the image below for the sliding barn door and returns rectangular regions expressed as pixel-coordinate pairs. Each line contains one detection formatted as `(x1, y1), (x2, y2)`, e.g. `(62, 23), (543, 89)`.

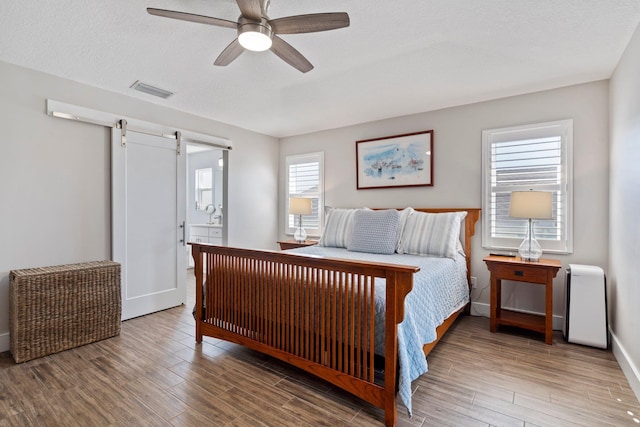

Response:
(112, 127), (186, 320)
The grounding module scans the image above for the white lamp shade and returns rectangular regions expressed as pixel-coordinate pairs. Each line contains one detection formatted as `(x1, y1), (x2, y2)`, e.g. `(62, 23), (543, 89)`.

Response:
(509, 191), (553, 219)
(289, 197), (312, 215)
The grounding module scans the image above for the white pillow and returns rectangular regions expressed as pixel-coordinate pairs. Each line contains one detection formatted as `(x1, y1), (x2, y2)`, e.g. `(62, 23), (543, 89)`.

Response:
(318, 207), (359, 248)
(347, 209), (400, 254)
(397, 211), (467, 258)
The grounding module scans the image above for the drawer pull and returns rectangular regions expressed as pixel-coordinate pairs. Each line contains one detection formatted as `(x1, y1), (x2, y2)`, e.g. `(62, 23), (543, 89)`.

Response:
(515, 270), (524, 276)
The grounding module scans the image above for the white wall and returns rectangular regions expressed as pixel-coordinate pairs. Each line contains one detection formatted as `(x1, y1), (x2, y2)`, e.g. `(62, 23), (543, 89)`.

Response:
(280, 81), (609, 325)
(609, 23), (640, 399)
(0, 60), (279, 352)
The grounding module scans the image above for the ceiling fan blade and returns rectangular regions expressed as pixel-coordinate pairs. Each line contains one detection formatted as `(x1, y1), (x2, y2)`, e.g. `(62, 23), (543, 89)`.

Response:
(147, 8), (237, 29)
(236, 0), (263, 21)
(270, 13), (350, 34)
(271, 36), (313, 73)
(214, 38), (245, 66)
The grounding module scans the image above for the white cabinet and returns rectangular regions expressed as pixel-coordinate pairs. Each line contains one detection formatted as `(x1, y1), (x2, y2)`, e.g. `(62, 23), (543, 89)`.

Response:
(188, 225), (223, 267)
(190, 226), (208, 244)
(190, 225), (222, 245)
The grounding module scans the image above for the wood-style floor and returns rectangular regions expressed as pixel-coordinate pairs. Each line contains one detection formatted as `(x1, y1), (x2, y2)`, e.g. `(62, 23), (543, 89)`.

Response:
(1, 274), (639, 426)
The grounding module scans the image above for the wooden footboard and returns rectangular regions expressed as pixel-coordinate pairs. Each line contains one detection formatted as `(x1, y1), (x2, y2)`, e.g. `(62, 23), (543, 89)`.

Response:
(191, 244), (418, 427)
(190, 207), (480, 426)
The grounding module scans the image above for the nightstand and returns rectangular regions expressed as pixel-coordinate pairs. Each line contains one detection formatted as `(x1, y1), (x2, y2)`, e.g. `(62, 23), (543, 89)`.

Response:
(483, 255), (562, 345)
(277, 240), (318, 250)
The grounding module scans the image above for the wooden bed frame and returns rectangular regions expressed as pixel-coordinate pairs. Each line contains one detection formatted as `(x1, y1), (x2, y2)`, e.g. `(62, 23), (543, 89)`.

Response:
(190, 208), (480, 427)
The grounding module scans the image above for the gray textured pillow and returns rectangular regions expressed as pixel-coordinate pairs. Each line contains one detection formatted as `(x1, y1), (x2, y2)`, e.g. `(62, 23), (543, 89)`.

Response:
(347, 209), (400, 254)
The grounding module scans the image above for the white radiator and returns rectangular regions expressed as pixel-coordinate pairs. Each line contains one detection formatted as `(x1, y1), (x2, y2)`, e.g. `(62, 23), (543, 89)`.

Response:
(563, 264), (608, 349)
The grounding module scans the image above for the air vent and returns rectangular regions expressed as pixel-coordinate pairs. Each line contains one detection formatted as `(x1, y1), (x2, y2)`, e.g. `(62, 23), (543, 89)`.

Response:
(130, 80), (173, 99)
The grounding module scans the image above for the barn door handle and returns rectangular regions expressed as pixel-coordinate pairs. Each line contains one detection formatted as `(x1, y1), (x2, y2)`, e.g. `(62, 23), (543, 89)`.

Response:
(179, 221), (186, 246)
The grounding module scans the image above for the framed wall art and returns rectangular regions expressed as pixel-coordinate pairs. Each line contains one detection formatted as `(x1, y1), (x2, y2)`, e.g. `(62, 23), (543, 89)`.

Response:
(356, 130), (433, 189)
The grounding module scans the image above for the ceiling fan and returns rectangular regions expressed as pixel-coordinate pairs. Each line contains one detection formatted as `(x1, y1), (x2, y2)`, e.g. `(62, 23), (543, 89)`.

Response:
(147, 0), (350, 73)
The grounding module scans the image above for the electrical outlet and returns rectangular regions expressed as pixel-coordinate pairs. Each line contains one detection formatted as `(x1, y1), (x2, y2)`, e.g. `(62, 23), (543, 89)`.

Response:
(470, 276), (477, 288)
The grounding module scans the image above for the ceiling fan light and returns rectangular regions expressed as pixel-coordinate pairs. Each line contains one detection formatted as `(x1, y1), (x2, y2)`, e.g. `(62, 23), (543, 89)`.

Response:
(238, 19), (273, 51)
(239, 31), (272, 51)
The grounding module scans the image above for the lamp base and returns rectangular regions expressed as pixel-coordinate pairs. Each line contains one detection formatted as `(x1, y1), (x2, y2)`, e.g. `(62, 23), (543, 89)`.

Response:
(294, 226), (307, 244)
(518, 234), (543, 262)
(517, 218), (544, 262)
(518, 253), (543, 262)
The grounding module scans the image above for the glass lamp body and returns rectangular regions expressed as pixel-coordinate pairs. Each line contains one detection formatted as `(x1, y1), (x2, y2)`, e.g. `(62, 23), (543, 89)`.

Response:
(294, 227), (307, 243)
(518, 219), (543, 261)
(294, 214), (307, 243)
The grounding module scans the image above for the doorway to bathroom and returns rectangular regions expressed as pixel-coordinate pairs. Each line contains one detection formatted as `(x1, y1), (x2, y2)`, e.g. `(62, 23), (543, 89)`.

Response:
(186, 143), (228, 267)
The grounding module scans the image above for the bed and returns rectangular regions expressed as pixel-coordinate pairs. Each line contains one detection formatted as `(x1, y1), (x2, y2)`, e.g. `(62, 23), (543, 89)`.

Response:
(190, 207), (480, 426)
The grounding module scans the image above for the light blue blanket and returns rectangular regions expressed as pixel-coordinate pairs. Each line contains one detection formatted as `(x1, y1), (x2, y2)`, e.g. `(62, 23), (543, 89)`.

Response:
(288, 246), (469, 416)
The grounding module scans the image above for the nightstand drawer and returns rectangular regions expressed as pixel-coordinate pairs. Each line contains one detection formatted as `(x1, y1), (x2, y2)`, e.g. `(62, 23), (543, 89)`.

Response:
(492, 263), (549, 283)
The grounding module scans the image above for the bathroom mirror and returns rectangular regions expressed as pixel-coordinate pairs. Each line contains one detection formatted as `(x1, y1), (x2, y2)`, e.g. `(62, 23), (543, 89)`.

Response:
(195, 167), (213, 210)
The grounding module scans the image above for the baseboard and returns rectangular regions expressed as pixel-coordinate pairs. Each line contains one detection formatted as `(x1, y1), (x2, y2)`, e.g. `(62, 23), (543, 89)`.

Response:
(0, 331), (9, 353)
(610, 330), (640, 403)
(470, 301), (564, 330)
(470, 301), (491, 318)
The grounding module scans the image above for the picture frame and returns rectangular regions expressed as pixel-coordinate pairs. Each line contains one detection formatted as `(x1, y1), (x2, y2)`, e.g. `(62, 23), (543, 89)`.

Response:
(356, 130), (433, 190)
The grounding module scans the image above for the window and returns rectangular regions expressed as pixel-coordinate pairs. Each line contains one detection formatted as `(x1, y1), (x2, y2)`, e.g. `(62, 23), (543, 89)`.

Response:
(195, 167), (212, 210)
(285, 152), (324, 237)
(482, 119), (573, 254)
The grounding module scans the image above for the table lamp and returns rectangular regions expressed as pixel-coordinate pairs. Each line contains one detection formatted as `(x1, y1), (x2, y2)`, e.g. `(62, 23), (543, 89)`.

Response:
(289, 197), (312, 243)
(509, 191), (553, 262)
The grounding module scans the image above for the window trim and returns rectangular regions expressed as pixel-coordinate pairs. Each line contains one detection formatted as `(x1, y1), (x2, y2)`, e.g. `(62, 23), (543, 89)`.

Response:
(284, 152), (324, 238)
(481, 119), (573, 254)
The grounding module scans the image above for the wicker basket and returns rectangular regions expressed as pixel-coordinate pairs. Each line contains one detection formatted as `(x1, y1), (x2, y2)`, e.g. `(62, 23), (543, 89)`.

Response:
(9, 260), (121, 363)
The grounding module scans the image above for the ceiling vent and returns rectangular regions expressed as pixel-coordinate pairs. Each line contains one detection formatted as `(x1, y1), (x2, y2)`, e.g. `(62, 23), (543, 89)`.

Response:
(130, 80), (173, 99)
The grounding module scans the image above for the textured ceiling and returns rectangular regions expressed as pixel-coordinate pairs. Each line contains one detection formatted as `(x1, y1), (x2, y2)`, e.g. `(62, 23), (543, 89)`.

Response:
(1, 1), (640, 138)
